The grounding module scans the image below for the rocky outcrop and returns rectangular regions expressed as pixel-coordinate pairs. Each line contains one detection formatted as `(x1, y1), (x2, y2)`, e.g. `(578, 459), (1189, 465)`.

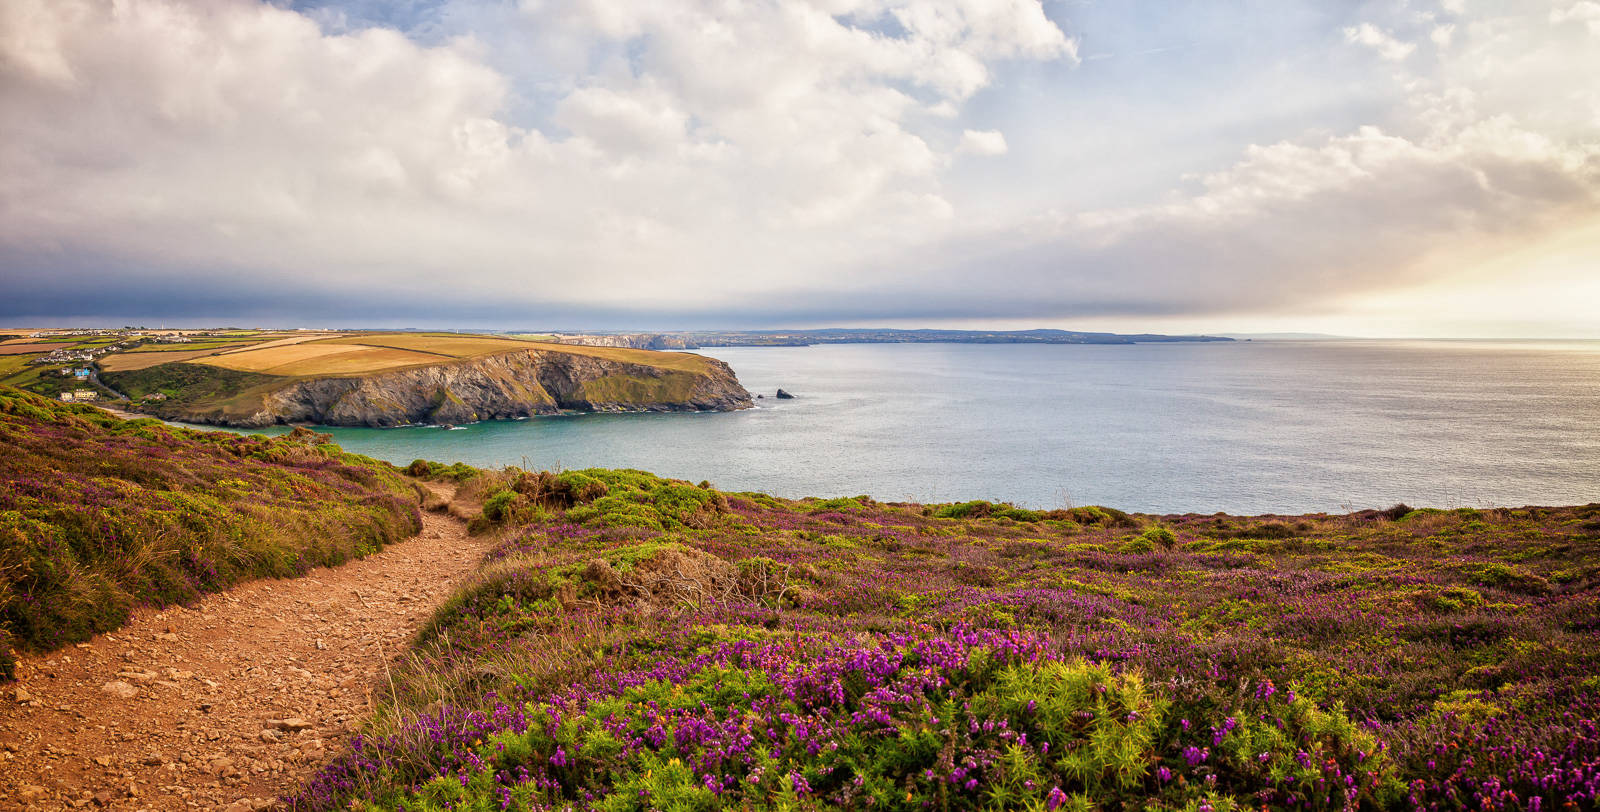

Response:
(170, 349), (751, 428)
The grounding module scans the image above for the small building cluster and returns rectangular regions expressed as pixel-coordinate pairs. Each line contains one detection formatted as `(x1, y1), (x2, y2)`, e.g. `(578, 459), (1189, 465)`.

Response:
(36, 348), (98, 365)
(58, 389), (98, 402)
(30, 329), (121, 338)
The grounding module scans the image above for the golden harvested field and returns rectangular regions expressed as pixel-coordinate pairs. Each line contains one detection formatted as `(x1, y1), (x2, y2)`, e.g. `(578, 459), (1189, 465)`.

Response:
(211, 334), (336, 356)
(199, 343), (446, 376)
(534, 343), (713, 373)
(166, 332), (712, 378)
(336, 333), (714, 372)
(318, 333), (535, 358)
(267, 347), (450, 376)
(198, 343), (362, 371)
(99, 348), (227, 371)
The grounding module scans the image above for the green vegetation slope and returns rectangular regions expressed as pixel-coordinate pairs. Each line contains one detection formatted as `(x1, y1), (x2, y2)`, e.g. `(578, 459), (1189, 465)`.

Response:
(291, 467), (1600, 811)
(0, 387), (422, 679)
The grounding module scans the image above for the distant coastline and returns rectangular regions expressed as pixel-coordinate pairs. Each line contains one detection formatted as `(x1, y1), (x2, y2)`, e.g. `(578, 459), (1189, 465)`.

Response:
(536, 327), (1235, 350)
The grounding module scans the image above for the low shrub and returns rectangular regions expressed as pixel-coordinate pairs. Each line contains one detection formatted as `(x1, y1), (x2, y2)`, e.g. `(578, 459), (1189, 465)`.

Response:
(1140, 524), (1178, 549)
(1381, 502), (1414, 521)
(405, 459), (480, 482)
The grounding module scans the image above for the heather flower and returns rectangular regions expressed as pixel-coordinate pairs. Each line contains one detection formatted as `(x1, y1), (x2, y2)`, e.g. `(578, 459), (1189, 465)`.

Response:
(1045, 786), (1068, 810)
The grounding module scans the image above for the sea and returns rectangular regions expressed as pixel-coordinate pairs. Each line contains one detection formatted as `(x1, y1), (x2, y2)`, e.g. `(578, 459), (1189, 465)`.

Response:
(228, 340), (1600, 515)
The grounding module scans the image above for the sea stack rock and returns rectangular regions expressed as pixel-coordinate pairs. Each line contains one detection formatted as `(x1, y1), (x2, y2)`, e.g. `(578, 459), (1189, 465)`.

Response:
(775, 389), (794, 399)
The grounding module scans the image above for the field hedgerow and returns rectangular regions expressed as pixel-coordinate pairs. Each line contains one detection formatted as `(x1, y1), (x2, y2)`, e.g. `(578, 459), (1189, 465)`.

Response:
(289, 466), (1600, 811)
(0, 386), (422, 679)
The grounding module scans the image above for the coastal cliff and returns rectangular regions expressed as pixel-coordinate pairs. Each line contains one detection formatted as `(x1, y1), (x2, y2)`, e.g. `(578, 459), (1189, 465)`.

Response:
(114, 348), (752, 427)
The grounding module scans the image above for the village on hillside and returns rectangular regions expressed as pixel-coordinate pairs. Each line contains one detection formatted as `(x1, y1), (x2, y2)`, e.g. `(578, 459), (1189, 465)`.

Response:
(0, 328), (236, 404)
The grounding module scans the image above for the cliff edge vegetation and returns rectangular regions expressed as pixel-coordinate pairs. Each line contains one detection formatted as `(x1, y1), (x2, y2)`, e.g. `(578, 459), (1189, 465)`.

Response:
(0, 387), (422, 679)
(99, 332), (752, 427)
(291, 467), (1600, 811)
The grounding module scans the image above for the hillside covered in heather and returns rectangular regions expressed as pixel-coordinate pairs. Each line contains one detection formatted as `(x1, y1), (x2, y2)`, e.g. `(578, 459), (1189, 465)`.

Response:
(297, 466), (1600, 811)
(0, 387), (423, 679)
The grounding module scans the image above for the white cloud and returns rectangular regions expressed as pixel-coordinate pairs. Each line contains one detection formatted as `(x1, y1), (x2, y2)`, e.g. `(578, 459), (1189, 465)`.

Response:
(870, 116), (1600, 321)
(0, 0), (1074, 312)
(0, 0), (1596, 333)
(957, 129), (1008, 156)
(861, 3), (1600, 321)
(554, 84), (689, 158)
(1343, 22), (1417, 61)
(1551, 2), (1600, 35)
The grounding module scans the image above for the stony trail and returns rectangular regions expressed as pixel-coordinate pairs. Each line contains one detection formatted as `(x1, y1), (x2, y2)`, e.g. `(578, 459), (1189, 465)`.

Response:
(0, 486), (485, 811)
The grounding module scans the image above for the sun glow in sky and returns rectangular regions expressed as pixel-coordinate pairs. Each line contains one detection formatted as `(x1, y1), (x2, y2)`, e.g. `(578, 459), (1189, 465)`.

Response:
(1, 0), (1596, 335)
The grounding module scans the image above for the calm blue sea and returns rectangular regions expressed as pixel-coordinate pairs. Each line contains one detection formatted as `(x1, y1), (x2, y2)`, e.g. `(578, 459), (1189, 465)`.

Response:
(231, 340), (1600, 514)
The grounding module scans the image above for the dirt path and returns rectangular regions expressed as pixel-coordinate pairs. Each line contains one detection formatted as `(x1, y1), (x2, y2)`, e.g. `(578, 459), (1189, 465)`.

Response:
(0, 486), (486, 811)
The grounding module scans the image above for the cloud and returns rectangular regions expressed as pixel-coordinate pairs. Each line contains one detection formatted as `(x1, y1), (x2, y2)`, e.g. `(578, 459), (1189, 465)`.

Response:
(852, 2), (1600, 323)
(1551, 2), (1600, 35)
(957, 129), (1008, 156)
(0, 0), (1073, 319)
(905, 121), (1599, 318)
(1343, 22), (1416, 61)
(553, 84), (689, 158)
(0, 0), (1596, 333)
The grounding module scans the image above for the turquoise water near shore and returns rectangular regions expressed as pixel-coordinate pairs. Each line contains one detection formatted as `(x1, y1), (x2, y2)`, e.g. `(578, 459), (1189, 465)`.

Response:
(234, 340), (1600, 514)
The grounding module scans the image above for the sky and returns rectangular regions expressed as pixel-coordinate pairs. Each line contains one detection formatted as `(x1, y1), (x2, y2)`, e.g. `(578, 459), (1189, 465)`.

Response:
(1, 0), (1597, 336)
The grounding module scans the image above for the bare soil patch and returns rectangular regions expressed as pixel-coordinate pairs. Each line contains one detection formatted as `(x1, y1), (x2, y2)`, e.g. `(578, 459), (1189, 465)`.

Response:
(0, 343), (71, 356)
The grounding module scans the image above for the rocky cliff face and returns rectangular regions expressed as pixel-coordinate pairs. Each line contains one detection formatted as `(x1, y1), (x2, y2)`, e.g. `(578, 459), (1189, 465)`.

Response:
(174, 349), (750, 428)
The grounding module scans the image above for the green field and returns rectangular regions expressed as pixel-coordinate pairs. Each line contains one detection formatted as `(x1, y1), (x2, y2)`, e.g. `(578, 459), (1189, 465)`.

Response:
(130, 339), (266, 352)
(0, 355), (36, 379)
(101, 363), (282, 410)
(0, 364), (70, 397)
